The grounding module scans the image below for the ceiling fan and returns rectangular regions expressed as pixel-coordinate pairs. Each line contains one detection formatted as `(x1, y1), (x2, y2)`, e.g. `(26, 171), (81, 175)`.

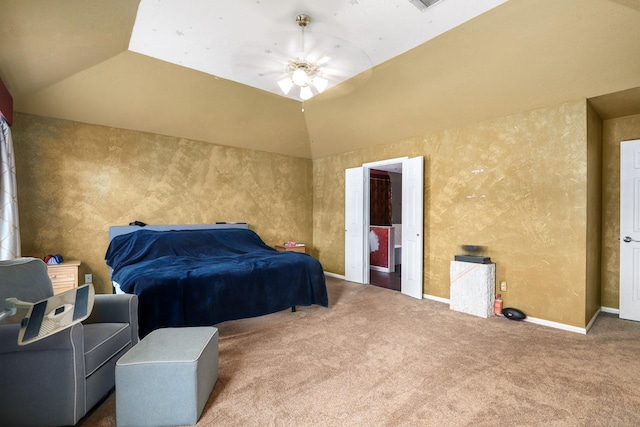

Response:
(240, 13), (372, 102)
(276, 14), (329, 100)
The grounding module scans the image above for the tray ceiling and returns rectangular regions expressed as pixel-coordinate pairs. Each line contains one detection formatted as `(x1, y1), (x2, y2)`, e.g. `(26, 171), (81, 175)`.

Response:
(128, 0), (507, 100)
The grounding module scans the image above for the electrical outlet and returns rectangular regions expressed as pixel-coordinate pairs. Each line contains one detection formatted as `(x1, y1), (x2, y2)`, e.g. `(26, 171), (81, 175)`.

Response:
(85, 274), (92, 284)
(500, 281), (507, 292)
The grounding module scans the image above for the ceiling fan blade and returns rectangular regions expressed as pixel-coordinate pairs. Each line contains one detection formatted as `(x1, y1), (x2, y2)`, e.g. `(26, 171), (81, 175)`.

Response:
(231, 26), (373, 100)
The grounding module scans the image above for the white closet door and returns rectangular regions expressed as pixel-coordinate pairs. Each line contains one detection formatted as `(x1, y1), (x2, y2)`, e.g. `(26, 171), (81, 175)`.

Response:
(620, 139), (640, 321)
(345, 167), (365, 283)
(401, 156), (424, 299)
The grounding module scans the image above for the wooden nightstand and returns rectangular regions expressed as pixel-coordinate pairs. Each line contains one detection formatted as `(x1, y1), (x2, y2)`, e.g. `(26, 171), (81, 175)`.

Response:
(275, 244), (306, 254)
(47, 260), (81, 295)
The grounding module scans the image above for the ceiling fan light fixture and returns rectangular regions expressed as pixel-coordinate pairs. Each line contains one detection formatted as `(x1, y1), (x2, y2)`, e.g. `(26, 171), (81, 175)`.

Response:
(277, 13), (332, 101)
(312, 76), (328, 93)
(299, 85), (313, 100)
(292, 68), (309, 86)
(277, 78), (294, 95)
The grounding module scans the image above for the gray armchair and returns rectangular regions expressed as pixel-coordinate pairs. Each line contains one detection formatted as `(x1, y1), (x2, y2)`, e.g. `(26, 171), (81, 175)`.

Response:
(0, 257), (138, 426)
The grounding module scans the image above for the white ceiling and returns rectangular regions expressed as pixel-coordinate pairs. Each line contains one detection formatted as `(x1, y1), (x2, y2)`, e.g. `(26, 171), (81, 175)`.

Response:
(128, 0), (507, 101)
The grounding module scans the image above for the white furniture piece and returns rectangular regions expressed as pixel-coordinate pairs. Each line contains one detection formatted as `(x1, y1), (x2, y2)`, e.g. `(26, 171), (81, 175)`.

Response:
(369, 225), (395, 273)
(449, 261), (496, 318)
(393, 223), (402, 268)
(115, 326), (219, 426)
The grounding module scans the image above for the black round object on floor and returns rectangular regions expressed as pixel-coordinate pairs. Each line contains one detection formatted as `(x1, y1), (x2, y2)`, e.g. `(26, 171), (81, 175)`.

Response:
(502, 307), (526, 320)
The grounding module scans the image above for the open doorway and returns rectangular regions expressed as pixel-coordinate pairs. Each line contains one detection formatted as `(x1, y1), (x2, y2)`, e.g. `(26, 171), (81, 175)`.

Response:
(345, 156), (423, 299)
(369, 164), (402, 291)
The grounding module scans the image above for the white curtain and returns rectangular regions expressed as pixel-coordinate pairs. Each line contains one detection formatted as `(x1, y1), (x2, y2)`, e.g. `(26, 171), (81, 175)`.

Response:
(0, 117), (20, 259)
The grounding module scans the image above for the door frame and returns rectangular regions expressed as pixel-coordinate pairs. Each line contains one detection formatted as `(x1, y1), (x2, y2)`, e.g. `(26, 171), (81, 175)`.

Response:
(345, 156), (424, 298)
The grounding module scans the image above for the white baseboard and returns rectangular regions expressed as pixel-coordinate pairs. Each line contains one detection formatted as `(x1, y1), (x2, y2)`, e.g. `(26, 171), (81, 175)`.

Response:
(521, 316), (587, 334)
(326, 276), (619, 335)
(423, 293), (588, 334)
(423, 293), (609, 335)
(370, 265), (394, 273)
(522, 306), (618, 335)
(585, 308), (603, 333)
(324, 271), (346, 280)
(423, 293), (450, 304)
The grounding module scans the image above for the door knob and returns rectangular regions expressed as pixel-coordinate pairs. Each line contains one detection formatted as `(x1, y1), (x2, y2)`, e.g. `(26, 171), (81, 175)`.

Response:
(623, 236), (640, 243)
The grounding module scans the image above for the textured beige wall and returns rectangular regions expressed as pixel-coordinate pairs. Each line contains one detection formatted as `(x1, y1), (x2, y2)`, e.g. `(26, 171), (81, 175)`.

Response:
(601, 113), (640, 308)
(585, 102), (603, 324)
(314, 100), (590, 327)
(12, 113), (313, 294)
(11, 100), (608, 328)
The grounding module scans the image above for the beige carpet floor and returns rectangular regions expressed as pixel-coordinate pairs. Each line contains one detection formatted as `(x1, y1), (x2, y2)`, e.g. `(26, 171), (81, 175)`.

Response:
(80, 276), (640, 426)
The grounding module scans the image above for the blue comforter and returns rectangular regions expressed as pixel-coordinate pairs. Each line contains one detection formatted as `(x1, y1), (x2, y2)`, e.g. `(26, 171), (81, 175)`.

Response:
(105, 228), (328, 337)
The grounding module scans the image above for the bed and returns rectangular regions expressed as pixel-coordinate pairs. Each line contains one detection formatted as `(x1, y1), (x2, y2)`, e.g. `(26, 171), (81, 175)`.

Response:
(105, 224), (328, 337)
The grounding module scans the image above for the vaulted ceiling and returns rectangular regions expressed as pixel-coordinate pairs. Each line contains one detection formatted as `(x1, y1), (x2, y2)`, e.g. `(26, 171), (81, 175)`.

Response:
(1, 0), (640, 159)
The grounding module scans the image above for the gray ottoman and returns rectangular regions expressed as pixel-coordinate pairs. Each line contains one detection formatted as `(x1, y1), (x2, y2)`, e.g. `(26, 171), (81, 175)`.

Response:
(115, 327), (219, 427)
